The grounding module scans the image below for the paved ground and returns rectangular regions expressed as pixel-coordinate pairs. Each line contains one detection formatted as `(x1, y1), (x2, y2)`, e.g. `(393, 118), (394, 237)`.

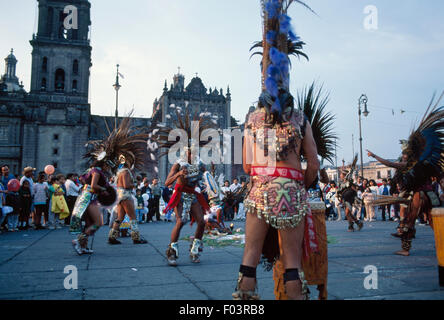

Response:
(0, 218), (443, 300)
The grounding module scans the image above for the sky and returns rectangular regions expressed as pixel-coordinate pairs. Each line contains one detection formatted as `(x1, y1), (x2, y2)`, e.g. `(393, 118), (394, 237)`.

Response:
(1, 0), (444, 166)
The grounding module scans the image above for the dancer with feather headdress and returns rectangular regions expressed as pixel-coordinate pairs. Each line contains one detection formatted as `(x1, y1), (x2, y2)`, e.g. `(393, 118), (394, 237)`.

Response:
(106, 116), (150, 245)
(233, 0), (320, 300)
(273, 82), (338, 300)
(149, 110), (213, 266)
(367, 92), (444, 256)
(337, 154), (364, 232)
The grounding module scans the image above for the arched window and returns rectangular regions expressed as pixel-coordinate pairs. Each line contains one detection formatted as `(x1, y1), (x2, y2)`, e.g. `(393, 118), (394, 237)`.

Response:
(73, 60), (79, 75)
(42, 57), (48, 73)
(72, 80), (78, 92)
(41, 78), (47, 91)
(54, 69), (65, 92)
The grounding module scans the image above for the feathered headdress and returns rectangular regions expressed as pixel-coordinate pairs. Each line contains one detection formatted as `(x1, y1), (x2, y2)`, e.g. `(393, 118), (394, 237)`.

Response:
(394, 91), (444, 190)
(84, 112), (149, 172)
(339, 154), (358, 181)
(251, 0), (314, 124)
(297, 82), (337, 165)
(148, 108), (216, 161)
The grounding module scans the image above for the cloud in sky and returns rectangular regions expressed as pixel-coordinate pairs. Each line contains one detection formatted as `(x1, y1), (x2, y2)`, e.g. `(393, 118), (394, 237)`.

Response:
(1, 0), (443, 165)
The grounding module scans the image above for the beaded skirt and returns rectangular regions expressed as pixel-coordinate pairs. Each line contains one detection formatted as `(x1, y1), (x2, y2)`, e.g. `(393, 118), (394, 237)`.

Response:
(244, 175), (310, 229)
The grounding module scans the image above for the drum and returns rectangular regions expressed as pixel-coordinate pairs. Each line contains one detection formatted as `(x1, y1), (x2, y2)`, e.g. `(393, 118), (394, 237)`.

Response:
(273, 201), (328, 300)
(431, 208), (444, 287)
(97, 186), (117, 207)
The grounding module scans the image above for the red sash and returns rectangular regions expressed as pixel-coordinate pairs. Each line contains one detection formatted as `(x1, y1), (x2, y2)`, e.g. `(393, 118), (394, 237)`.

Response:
(251, 166), (304, 181)
(163, 184), (210, 214)
(303, 207), (319, 259)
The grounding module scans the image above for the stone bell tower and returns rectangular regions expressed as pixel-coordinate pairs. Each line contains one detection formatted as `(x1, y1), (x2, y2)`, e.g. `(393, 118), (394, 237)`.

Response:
(30, 0), (91, 100)
(21, 0), (92, 174)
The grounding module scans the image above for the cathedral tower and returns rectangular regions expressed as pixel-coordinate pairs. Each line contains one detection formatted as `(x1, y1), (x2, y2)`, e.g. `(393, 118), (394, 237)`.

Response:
(30, 0), (91, 101)
(20, 0), (92, 174)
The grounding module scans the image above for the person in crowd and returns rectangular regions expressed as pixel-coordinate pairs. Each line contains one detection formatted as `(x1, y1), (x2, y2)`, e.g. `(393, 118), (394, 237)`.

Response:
(18, 180), (32, 230)
(352, 183), (364, 220)
(361, 179), (369, 192)
(0, 181), (12, 232)
(234, 180), (248, 221)
(135, 189), (147, 224)
(204, 197), (227, 233)
(33, 173), (48, 229)
(20, 167), (36, 225)
(362, 186), (376, 221)
(332, 182), (343, 221)
(162, 185), (174, 222)
(65, 173), (81, 225)
(230, 178), (242, 193)
(149, 178), (162, 222)
(20, 167), (35, 191)
(356, 176), (363, 189)
(431, 176), (440, 195)
(6, 184), (20, 232)
(136, 175), (143, 189)
(230, 178), (242, 217)
(324, 181), (337, 220)
(368, 179), (379, 220)
(140, 178), (150, 194)
(359, 178), (369, 220)
(439, 174), (444, 205)
(1, 165), (15, 187)
(221, 180), (230, 194)
(221, 181), (234, 221)
(378, 178), (391, 221)
(49, 176), (69, 229)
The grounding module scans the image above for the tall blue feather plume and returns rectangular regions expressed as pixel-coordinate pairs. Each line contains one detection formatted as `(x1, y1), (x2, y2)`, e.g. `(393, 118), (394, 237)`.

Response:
(265, 77), (278, 97)
(279, 14), (292, 34)
(265, 0), (280, 19)
(267, 65), (280, 80)
(266, 30), (277, 45)
(271, 99), (282, 113)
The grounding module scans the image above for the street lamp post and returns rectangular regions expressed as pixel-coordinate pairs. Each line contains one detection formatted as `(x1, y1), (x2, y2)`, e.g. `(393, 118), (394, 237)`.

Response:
(335, 138), (338, 184)
(113, 64), (122, 129)
(358, 94), (369, 178)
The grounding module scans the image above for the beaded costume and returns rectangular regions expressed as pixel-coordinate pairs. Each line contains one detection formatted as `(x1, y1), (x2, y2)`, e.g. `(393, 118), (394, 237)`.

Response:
(233, 0), (322, 301)
(149, 110), (215, 266)
(244, 108), (311, 230)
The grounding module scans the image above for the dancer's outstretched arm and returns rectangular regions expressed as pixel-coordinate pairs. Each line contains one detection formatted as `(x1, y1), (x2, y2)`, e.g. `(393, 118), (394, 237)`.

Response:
(367, 150), (407, 170)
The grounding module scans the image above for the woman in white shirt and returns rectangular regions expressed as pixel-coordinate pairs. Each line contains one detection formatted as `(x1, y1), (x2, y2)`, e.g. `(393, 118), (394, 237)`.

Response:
(368, 180), (379, 220)
(65, 174), (82, 225)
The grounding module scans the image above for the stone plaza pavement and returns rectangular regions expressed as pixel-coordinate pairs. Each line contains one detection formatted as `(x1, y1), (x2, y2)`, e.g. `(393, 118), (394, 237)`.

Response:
(0, 219), (443, 300)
